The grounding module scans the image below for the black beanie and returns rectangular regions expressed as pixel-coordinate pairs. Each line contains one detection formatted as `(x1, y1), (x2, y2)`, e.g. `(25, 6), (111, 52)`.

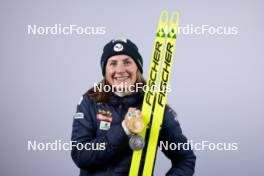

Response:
(100, 39), (143, 75)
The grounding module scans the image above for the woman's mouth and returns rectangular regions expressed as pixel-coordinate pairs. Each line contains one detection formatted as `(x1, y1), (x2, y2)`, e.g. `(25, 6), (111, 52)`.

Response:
(114, 76), (129, 81)
(113, 76), (131, 84)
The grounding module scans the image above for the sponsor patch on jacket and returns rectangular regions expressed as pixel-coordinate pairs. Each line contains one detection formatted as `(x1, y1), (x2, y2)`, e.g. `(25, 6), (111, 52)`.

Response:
(73, 112), (84, 119)
(96, 114), (112, 123)
(97, 109), (112, 130)
(99, 121), (111, 130)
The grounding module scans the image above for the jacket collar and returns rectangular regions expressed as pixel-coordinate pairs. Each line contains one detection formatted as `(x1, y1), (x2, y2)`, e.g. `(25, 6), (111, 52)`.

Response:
(109, 92), (143, 108)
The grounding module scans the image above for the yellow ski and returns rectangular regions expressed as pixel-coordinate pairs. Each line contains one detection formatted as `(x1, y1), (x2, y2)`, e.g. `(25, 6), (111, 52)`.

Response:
(129, 10), (168, 176)
(129, 11), (180, 176)
(142, 11), (180, 176)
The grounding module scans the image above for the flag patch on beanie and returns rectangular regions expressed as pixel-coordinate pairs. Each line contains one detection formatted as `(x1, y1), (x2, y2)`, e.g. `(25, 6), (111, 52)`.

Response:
(113, 43), (123, 52)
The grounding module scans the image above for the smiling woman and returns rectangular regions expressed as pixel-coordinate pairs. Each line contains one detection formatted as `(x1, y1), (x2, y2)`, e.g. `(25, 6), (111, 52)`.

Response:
(105, 55), (138, 93)
(71, 39), (196, 176)
(87, 39), (146, 103)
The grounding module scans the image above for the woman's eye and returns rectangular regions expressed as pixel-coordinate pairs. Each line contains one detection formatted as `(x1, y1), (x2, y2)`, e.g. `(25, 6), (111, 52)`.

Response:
(110, 62), (116, 66)
(124, 61), (131, 65)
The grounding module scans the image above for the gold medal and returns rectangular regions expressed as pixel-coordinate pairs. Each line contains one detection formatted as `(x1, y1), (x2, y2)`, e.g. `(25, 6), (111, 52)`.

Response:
(128, 111), (144, 134)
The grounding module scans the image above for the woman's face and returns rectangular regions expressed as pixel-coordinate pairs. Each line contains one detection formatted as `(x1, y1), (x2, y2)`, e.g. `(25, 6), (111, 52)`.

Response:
(105, 55), (138, 91)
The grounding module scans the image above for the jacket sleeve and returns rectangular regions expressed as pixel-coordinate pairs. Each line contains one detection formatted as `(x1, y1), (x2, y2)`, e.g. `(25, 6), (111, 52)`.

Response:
(159, 106), (196, 176)
(71, 95), (129, 169)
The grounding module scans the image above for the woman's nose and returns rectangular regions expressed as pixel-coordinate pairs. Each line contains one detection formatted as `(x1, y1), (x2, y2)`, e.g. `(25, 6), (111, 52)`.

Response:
(115, 63), (125, 73)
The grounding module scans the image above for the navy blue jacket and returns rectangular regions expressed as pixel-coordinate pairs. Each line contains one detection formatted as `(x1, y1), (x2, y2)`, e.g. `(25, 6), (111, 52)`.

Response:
(71, 93), (196, 176)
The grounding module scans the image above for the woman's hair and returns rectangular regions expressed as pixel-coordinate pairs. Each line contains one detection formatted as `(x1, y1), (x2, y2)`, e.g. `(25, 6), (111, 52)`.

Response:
(86, 70), (146, 103)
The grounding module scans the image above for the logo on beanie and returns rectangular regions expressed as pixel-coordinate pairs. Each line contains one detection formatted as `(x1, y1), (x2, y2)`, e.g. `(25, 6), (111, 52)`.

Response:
(113, 43), (123, 52)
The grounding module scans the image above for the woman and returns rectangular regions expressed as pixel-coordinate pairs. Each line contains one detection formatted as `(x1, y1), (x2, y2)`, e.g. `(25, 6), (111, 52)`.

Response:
(71, 39), (196, 175)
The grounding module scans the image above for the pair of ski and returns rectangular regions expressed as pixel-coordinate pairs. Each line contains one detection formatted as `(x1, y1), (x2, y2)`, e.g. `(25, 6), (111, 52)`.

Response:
(129, 11), (180, 176)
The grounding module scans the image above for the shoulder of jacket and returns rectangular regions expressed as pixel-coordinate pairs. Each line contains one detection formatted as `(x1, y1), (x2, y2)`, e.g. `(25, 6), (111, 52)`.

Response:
(165, 104), (178, 121)
(73, 94), (97, 121)
(78, 93), (95, 106)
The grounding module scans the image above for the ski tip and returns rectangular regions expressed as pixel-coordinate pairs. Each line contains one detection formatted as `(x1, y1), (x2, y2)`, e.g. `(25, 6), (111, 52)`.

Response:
(156, 11), (169, 37)
(166, 11), (180, 39)
(170, 11), (180, 25)
(159, 10), (169, 23)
